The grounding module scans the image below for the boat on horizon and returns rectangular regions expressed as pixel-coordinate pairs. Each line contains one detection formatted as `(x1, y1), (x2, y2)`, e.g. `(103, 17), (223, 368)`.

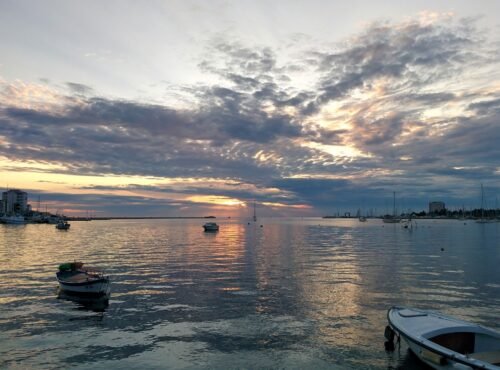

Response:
(356, 208), (367, 222)
(56, 262), (110, 296)
(385, 306), (500, 369)
(383, 192), (401, 223)
(55, 220), (71, 230)
(203, 222), (219, 232)
(382, 216), (401, 223)
(476, 184), (496, 223)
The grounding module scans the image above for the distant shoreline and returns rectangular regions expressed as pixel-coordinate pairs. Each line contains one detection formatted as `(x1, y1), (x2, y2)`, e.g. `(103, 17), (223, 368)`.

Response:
(68, 216), (216, 221)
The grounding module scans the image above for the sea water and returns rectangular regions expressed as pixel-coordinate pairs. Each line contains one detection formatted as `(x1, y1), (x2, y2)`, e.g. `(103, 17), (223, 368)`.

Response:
(1, 218), (499, 369)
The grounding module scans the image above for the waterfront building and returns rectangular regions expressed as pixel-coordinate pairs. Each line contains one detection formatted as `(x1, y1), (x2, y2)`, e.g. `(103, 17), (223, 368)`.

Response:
(429, 201), (445, 214)
(2, 189), (29, 215)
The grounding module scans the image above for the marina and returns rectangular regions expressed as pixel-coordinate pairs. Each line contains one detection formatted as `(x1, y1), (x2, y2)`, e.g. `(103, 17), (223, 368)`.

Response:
(1, 218), (499, 369)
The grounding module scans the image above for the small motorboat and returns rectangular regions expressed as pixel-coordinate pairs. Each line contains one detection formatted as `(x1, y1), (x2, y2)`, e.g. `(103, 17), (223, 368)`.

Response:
(203, 222), (219, 232)
(55, 220), (71, 230)
(385, 306), (500, 369)
(56, 262), (110, 296)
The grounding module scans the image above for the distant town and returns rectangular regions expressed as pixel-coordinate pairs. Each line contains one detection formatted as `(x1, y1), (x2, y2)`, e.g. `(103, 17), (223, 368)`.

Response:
(1, 188), (499, 224)
(323, 201), (499, 220)
(0, 189), (216, 224)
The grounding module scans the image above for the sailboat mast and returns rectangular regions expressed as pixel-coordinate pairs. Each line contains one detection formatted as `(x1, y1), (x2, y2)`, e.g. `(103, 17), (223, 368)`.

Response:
(481, 184), (484, 220)
(393, 192), (396, 217)
(253, 201), (257, 222)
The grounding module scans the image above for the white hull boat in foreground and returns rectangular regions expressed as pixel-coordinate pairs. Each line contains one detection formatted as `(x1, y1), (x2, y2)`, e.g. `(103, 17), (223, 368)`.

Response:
(386, 306), (500, 369)
(56, 262), (110, 296)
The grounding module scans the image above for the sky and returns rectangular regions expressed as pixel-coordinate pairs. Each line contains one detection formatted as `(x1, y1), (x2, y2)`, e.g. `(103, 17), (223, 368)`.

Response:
(1, 0), (500, 217)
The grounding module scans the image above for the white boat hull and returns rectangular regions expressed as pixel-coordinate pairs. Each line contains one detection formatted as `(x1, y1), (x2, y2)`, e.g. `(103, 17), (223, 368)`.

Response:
(203, 222), (219, 232)
(56, 269), (110, 296)
(58, 281), (110, 295)
(1, 216), (27, 224)
(387, 306), (500, 369)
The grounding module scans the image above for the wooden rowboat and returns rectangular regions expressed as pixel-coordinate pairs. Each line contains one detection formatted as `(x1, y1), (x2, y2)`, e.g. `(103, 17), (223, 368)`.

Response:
(56, 262), (110, 296)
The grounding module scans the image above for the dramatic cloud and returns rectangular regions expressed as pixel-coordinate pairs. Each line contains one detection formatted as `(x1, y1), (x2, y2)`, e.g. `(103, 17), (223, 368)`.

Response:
(1, 16), (499, 215)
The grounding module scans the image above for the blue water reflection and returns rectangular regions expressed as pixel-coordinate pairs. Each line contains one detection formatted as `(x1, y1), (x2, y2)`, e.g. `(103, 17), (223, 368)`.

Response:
(0, 218), (499, 368)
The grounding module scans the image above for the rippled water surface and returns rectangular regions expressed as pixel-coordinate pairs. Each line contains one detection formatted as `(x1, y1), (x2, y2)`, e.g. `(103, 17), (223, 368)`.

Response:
(1, 218), (499, 369)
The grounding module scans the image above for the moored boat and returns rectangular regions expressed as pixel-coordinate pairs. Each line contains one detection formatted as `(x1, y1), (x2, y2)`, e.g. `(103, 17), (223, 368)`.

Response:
(0, 215), (27, 224)
(55, 220), (71, 230)
(401, 216), (416, 229)
(383, 192), (400, 223)
(385, 306), (500, 369)
(382, 216), (401, 223)
(203, 222), (219, 232)
(56, 262), (110, 296)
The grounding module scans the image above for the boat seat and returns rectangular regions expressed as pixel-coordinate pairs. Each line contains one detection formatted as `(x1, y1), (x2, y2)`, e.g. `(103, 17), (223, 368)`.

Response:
(471, 350), (500, 365)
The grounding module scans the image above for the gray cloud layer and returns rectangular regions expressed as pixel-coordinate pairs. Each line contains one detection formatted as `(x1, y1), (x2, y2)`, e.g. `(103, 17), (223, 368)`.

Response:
(1, 17), (499, 215)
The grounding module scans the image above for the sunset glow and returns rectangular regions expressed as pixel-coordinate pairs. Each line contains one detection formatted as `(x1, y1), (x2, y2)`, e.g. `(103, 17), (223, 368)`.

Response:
(0, 2), (499, 216)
